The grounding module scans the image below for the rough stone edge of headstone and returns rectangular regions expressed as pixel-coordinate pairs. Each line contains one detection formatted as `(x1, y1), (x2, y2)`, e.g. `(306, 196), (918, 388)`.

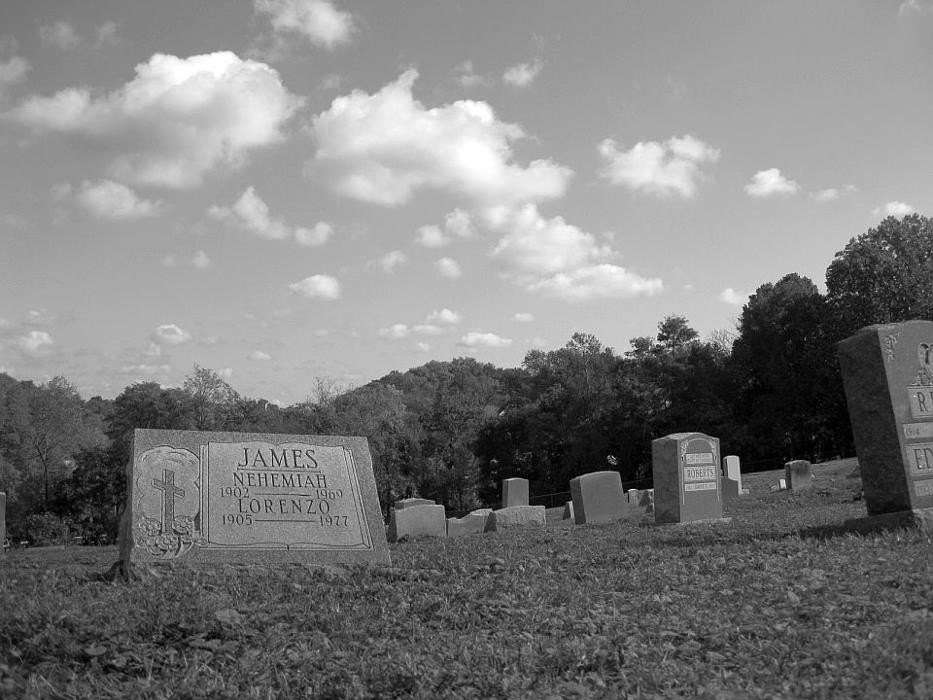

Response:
(650, 516), (733, 528)
(843, 507), (933, 535)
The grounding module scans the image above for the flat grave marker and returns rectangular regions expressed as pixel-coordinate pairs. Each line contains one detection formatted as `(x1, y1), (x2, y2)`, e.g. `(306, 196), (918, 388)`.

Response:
(838, 320), (933, 527)
(120, 429), (390, 566)
(653, 432), (725, 524)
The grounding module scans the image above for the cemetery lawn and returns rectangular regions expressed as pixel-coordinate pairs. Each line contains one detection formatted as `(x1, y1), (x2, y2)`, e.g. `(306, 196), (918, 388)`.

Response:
(2, 459), (932, 699)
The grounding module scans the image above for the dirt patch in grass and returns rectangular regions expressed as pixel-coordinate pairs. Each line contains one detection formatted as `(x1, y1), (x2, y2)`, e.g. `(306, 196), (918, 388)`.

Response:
(2, 459), (931, 698)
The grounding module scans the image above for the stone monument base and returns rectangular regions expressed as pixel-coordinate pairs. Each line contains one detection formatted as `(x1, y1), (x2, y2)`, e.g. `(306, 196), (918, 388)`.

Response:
(844, 507), (933, 535)
(652, 516), (732, 528)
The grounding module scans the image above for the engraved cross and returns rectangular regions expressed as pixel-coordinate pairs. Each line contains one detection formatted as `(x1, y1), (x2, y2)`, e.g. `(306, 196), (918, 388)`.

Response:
(152, 468), (185, 535)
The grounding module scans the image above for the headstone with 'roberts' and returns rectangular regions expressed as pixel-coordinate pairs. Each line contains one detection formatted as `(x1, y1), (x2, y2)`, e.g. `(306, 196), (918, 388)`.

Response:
(653, 432), (724, 524)
(119, 429), (390, 566)
(837, 320), (933, 526)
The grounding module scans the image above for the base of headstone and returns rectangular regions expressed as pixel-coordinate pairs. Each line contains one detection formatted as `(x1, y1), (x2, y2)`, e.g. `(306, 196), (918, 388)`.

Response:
(652, 516), (732, 528)
(740, 488), (750, 496)
(844, 508), (933, 535)
(485, 505), (546, 531)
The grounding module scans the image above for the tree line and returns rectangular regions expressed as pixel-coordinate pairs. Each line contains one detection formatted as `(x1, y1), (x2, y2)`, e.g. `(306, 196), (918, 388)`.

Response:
(1, 215), (931, 544)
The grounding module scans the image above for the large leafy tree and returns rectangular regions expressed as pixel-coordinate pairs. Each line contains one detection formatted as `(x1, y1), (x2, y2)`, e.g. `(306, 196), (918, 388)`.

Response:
(826, 214), (933, 338)
(730, 273), (850, 462)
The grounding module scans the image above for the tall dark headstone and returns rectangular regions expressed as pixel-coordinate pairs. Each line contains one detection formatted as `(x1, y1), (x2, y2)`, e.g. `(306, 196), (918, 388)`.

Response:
(653, 432), (724, 524)
(838, 321), (933, 525)
(120, 429), (391, 566)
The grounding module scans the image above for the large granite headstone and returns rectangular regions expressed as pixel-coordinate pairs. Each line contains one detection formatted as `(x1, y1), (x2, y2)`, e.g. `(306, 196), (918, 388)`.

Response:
(0, 491), (6, 557)
(120, 429), (390, 566)
(653, 432), (724, 524)
(501, 478), (529, 508)
(838, 321), (933, 525)
(784, 460), (812, 491)
(569, 470), (628, 524)
(388, 503), (446, 541)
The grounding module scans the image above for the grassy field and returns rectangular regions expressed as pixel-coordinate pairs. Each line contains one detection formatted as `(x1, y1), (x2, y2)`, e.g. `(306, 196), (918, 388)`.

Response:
(2, 459), (932, 699)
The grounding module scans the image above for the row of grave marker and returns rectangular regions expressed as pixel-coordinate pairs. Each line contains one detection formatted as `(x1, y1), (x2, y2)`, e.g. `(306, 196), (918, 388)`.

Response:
(11, 318), (921, 568)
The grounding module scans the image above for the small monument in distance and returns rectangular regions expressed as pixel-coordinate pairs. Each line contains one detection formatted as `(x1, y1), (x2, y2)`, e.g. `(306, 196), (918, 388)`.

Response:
(784, 460), (812, 491)
(653, 432), (726, 525)
(501, 478), (529, 508)
(120, 429), (391, 567)
(837, 320), (933, 530)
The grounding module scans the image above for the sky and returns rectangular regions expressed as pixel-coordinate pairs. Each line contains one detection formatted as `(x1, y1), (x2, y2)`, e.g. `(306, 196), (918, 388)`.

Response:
(1, 1), (932, 406)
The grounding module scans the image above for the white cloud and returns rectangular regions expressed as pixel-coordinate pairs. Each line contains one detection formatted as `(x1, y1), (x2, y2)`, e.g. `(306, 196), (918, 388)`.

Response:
(288, 274), (341, 299)
(718, 288), (747, 306)
(210, 187), (332, 246)
(744, 168), (800, 197)
(459, 331), (512, 348)
(7, 52), (301, 188)
(454, 60), (490, 88)
(255, 0), (355, 49)
(899, 0), (933, 16)
(210, 187), (288, 240)
(17, 330), (53, 355)
(872, 201), (915, 217)
(295, 222), (333, 246)
(436, 257), (462, 278)
(96, 21), (119, 47)
(379, 250), (408, 273)
(416, 225), (448, 248)
(503, 60), (543, 87)
(120, 363), (171, 376)
(487, 204), (664, 302)
(490, 204), (614, 278)
(163, 250), (211, 269)
(810, 188), (839, 203)
(445, 208), (474, 238)
(527, 264), (664, 302)
(0, 55), (30, 93)
(192, 250), (211, 269)
(379, 323), (410, 340)
(415, 341), (431, 352)
(248, 350), (273, 361)
(152, 324), (192, 345)
(427, 308), (461, 324)
(598, 134), (720, 199)
(413, 324), (443, 336)
(512, 312), (534, 322)
(72, 179), (163, 220)
(39, 22), (82, 50)
(309, 70), (572, 207)
(416, 210), (474, 248)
